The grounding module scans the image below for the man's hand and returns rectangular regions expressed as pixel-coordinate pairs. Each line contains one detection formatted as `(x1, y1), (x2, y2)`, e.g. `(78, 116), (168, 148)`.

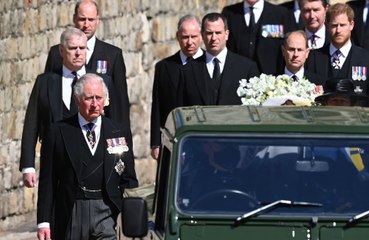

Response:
(23, 172), (37, 188)
(37, 227), (51, 240)
(151, 147), (160, 160)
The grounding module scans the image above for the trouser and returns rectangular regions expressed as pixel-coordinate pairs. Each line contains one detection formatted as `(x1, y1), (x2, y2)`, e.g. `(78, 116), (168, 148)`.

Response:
(65, 199), (117, 240)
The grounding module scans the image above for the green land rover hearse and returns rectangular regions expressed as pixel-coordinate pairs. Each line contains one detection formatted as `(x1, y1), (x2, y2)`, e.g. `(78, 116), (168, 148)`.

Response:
(122, 105), (369, 240)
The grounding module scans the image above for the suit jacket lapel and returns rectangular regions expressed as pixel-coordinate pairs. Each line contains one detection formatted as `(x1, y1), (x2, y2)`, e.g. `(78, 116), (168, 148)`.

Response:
(60, 115), (85, 179)
(101, 117), (122, 183)
(87, 38), (103, 71)
(48, 74), (64, 123)
(166, 51), (182, 92)
(192, 58), (209, 104)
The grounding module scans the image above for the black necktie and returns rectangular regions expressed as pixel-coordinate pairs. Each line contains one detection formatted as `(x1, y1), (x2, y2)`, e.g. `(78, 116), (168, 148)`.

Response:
(212, 58), (220, 81)
(70, 72), (78, 113)
(186, 56), (193, 64)
(310, 34), (317, 49)
(86, 122), (96, 148)
(249, 6), (255, 29)
(291, 75), (298, 81)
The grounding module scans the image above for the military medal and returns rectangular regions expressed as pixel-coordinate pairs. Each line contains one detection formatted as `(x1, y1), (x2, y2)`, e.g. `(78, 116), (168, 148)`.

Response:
(97, 60), (107, 74)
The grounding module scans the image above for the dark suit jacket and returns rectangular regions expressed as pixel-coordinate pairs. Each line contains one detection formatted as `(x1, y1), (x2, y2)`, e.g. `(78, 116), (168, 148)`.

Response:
(304, 69), (326, 86)
(37, 115), (138, 240)
(222, 1), (296, 75)
(347, 0), (369, 49)
(278, 68), (326, 86)
(150, 51), (184, 148)
(182, 51), (260, 106)
(306, 44), (369, 94)
(19, 71), (122, 170)
(44, 38), (131, 129)
(280, 0), (304, 29)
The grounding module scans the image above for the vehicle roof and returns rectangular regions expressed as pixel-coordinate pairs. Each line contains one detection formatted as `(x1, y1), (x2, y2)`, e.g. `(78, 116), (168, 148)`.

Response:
(163, 105), (369, 138)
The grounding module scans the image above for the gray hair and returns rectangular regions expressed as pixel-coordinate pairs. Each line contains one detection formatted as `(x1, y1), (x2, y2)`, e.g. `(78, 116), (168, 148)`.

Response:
(177, 14), (201, 32)
(60, 27), (87, 47)
(73, 73), (108, 100)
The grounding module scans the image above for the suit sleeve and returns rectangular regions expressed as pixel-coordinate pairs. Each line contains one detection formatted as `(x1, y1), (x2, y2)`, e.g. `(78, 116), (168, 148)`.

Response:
(110, 49), (131, 132)
(19, 76), (42, 171)
(120, 128), (138, 189)
(150, 63), (162, 148)
(37, 124), (58, 224)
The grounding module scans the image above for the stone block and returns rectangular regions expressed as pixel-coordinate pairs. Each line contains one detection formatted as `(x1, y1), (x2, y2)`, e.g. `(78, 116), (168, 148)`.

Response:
(8, 190), (20, 215)
(124, 52), (142, 78)
(151, 15), (177, 42)
(23, 187), (36, 212)
(134, 158), (157, 185)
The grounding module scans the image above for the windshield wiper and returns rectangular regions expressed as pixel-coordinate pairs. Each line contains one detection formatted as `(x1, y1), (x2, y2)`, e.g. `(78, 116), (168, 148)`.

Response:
(344, 209), (369, 228)
(233, 199), (322, 226)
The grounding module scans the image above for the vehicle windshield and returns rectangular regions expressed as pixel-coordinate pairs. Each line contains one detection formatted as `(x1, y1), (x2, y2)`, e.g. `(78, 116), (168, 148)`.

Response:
(175, 134), (369, 216)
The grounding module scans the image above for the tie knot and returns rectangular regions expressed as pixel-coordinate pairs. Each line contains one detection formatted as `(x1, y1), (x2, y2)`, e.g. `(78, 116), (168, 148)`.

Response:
(186, 56), (193, 63)
(86, 122), (95, 131)
(71, 71), (77, 77)
(333, 49), (341, 56)
(291, 75), (298, 81)
(213, 57), (219, 64)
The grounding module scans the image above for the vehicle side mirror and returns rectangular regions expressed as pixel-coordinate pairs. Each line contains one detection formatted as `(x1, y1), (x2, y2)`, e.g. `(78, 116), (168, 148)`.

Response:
(121, 197), (148, 238)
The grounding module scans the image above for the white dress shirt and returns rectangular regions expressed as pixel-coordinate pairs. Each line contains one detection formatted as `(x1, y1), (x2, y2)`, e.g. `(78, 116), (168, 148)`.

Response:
(205, 48), (228, 78)
(62, 66), (86, 110)
(329, 41), (352, 69)
(243, 0), (264, 25)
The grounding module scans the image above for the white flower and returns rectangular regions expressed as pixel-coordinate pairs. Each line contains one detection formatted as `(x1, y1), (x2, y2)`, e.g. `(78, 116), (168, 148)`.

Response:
(237, 74), (323, 106)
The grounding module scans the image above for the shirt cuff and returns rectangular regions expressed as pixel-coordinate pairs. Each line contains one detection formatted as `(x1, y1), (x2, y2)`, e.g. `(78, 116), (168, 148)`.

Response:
(37, 222), (50, 229)
(22, 168), (36, 174)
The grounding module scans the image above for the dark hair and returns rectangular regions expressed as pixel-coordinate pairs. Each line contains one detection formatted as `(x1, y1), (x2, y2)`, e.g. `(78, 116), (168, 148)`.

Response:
(201, 12), (228, 32)
(298, 0), (329, 9)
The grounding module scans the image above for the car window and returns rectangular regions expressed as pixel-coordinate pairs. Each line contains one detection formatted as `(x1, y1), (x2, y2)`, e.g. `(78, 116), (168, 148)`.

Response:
(175, 134), (369, 216)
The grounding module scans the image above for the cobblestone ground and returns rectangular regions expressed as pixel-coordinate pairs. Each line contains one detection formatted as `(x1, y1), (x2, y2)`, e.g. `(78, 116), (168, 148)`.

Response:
(0, 218), (37, 240)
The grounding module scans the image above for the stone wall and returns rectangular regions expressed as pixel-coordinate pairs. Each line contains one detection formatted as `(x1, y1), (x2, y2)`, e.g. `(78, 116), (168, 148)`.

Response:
(0, 0), (252, 230)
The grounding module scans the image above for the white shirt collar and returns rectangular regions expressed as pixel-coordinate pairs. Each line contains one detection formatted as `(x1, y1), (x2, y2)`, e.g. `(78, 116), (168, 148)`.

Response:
(329, 40), (352, 57)
(305, 26), (326, 49)
(62, 65), (86, 78)
(243, 0), (264, 23)
(284, 67), (305, 79)
(78, 113), (102, 154)
(179, 48), (204, 65)
(78, 113), (101, 128)
(86, 35), (96, 64)
(306, 25), (326, 39)
(205, 47), (227, 65)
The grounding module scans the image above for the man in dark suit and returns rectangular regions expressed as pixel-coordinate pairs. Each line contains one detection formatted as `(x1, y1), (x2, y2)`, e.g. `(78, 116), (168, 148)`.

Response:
(182, 12), (260, 106)
(150, 14), (204, 160)
(306, 3), (369, 94)
(347, 0), (369, 50)
(222, 0), (296, 75)
(280, 30), (325, 85)
(19, 27), (125, 188)
(44, 0), (130, 130)
(280, 0), (304, 29)
(36, 74), (138, 240)
(299, 0), (330, 50)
